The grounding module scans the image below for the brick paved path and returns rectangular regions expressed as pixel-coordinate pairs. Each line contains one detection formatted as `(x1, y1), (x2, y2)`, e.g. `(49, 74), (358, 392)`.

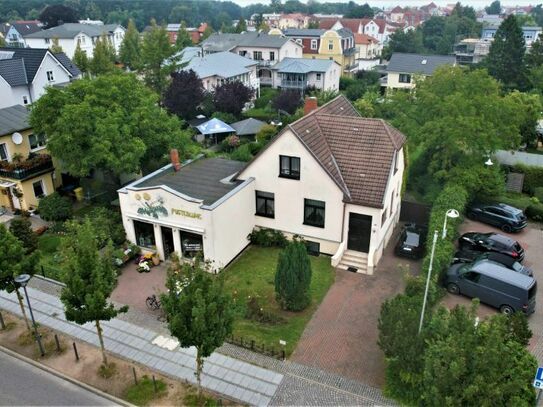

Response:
(292, 235), (420, 388)
(15, 277), (394, 406)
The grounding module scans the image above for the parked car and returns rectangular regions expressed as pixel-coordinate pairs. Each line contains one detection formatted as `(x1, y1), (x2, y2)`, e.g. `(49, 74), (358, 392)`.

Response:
(467, 203), (527, 232)
(445, 260), (537, 315)
(452, 250), (533, 276)
(458, 232), (525, 262)
(394, 223), (426, 259)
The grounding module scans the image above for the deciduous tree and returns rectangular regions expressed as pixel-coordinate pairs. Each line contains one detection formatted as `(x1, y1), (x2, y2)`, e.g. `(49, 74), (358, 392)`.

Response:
(89, 33), (116, 76)
(163, 70), (205, 120)
(0, 225), (38, 331)
(9, 217), (38, 254)
(486, 0), (502, 15)
(213, 81), (254, 117)
(140, 20), (176, 95)
(119, 19), (141, 71)
(175, 21), (193, 50)
(275, 240), (312, 311)
(60, 220), (127, 366)
(161, 258), (233, 400)
(235, 17), (247, 33)
(38, 192), (72, 222)
(73, 41), (89, 74)
(39, 4), (79, 29)
(30, 74), (191, 179)
(271, 89), (303, 114)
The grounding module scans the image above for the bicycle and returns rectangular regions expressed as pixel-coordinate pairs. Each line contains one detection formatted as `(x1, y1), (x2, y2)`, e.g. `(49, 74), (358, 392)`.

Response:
(145, 294), (161, 310)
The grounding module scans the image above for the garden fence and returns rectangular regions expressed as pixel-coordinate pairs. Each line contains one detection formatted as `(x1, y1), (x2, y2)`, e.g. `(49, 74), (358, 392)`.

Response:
(226, 335), (285, 360)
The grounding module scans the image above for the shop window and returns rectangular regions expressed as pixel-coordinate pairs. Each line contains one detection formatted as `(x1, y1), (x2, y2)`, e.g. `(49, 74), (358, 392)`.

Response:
(0, 143), (8, 161)
(32, 180), (45, 198)
(29, 134), (47, 151)
(279, 155), (300, 179)
(304, 199), (325, 228)
(399, 73), (411, 83)
(255, 190), (275, 218)
(134, 220), (156, 248)
(305, 240), (320, 256)
(180, 231), (203, 258)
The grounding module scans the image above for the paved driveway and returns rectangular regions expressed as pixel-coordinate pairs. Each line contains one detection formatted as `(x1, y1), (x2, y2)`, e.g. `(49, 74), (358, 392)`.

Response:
(291, 226), (421, 387)
(443, 219), (543, 364)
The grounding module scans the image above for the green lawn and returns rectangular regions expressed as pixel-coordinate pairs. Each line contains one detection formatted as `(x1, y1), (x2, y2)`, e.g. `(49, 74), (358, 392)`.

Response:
(222, 246), (335, 356)
(37, 233), (64, 281)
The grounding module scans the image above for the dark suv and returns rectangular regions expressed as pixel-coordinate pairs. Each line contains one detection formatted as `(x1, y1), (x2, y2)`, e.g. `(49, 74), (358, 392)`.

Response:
(467, 203), (527, 232)
(452, 250), (533, 276)
(459, 232), (525, 262)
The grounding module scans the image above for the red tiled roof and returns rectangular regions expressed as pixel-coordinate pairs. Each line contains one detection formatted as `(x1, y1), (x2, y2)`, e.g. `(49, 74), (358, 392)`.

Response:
(354, 33), (379, 45)
(319, 18), (362, 33)
(391, 6), (404, 13)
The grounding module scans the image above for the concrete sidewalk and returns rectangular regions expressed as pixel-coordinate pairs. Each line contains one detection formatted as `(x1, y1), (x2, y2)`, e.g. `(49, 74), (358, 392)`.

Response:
(0, 287), (281, 406)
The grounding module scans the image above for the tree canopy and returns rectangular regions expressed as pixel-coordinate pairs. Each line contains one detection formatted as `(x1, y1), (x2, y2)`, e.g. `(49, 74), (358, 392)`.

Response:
(163, 70), (205, 120)
(275, 240), (312, 311)
(213, 81), (254, 117)
(30, 73), (191, 178)
(73, 42), (89, 74)
(175, 21), (193, 49)
(39, 4), (79, 29)
(140, 20), (176, 95)
(89, 33), (117, 76)
(119, 19), (141, 71)
(485, 0), (502, 15)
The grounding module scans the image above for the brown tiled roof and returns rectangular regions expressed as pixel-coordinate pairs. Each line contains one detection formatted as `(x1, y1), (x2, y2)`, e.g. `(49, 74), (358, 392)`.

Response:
(354, 33), (379, 45)
(237, 95), (405, 208)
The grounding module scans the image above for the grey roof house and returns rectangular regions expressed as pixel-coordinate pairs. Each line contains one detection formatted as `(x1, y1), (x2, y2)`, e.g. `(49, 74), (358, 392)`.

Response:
(0, 48), (80, 109)
(270, 57), (341, 92)
(230, 118), (267, 137)
(3, 21), (42, 47)
(384, 52), (456, 89)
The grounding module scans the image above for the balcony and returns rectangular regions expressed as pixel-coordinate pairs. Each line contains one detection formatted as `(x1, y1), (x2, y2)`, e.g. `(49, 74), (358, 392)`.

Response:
(0, 154), (54, 181)
(280, 80), (308, 89)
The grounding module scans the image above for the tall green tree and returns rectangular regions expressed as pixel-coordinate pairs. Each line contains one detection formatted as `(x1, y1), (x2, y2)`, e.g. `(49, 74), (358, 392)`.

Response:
(119, 19), (141, 71)
(275, 240), (312, 311)
(485, 0), (502, 15)
(382, 28), (424, 60)
(485, 15), (527, 91)
(161, 258), (233, 399)
(0, 225), (38, 331)
(235, 17), (247, 33)
(140, 20), (175, 95)
(9, 217), (38, 254)
(175, 21), (193, 50)
(89, 33), (116, 76)
(526, 37), (543, 70)
(30, 73), (192, 179)
(60, 220), (127, 366)
(73, 41), (89, 74)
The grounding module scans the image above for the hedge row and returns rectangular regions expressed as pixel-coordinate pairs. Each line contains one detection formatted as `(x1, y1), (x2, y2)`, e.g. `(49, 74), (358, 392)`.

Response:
(512, 164), (543, 195)
(421, 183), (469, 282)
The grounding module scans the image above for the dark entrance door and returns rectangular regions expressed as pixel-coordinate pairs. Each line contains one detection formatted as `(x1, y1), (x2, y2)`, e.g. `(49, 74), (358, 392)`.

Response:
(347, 213), (372, 253)
(161, 227), (174, 259)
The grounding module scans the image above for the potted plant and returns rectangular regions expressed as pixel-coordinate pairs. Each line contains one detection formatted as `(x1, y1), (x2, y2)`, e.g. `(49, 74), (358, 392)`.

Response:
(152, 253), (160, 266)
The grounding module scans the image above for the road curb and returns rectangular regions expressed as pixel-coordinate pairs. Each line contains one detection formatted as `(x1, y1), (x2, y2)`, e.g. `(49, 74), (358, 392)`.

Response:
(0, 345), (133, 407)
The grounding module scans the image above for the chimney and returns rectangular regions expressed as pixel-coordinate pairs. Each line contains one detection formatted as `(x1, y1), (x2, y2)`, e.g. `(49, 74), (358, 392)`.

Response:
(170, 149), (181, 172)
(304, 96), (318, 115)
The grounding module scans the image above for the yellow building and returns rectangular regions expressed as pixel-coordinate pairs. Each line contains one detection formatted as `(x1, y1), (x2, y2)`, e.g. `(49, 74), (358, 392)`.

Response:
(0, 105), (62, 212)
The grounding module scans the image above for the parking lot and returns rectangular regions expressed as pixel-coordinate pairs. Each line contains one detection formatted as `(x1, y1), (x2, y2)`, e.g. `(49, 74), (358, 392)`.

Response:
(443, 219), (543, 363)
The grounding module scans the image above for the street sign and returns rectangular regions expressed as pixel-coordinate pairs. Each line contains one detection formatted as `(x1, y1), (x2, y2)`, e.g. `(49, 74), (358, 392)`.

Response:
(533, 367), (543, 389)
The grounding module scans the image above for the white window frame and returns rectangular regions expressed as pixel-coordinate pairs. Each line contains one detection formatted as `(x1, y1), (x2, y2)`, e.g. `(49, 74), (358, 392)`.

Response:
(0, 143), (8, 161)
(46, 71), (54, 82)
(28, 133), (47, 152)
(311, 39), (318, 50)
(32, 179), (46, 199)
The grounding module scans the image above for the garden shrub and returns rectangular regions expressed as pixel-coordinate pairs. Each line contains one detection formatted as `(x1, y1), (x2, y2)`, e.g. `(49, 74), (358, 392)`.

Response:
(248, 141), (264, 155)
(513, 164), (543, 194)
(220, 135), (240, 152)
(38, 192), (72, 222)
(248, 228), (287, 247)
(243, 107), (275, 121)
(84, 207), (126, 247)
(230, 144), (253, 162)
(275, 240), (312, 311)
(534, 187), (543, 203)
(256, 124), (277, 144)
(211, 111), (237, 124)
(254, 88), (279, 109)
(345, 83), (366, 101)
(525, 202), (543, 221)
(9, 217), (38, 253)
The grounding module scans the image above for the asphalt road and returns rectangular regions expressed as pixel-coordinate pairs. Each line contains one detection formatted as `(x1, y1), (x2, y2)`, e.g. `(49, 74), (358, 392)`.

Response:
(0, 350), (118, 406)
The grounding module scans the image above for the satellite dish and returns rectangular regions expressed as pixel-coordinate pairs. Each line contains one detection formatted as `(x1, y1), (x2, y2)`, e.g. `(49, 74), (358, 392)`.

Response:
(12, 132), (23, 145)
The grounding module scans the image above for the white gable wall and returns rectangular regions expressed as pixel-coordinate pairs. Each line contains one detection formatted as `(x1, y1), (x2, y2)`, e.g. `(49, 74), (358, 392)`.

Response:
(0, 79), (30, 109)
(30, 53), (72, 101)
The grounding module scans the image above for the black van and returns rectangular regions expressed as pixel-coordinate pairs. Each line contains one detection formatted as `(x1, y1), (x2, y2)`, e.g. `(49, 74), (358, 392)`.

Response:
(445, 259), (537, 315)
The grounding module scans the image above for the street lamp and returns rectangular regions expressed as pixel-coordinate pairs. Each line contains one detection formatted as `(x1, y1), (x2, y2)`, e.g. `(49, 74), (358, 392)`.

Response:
(419, 230), (438, 334)
(442, 209), (460, 240)
(14, 274), (44, 357)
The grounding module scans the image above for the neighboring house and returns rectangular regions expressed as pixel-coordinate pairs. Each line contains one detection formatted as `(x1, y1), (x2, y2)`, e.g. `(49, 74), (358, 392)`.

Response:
(25, 23), (125, 58)
(0, 105), (62, 212)
(390, 6), (405, 23)
(201, 32), (303, 86)
(3, 21), (42, 48)
(270, 57), (341, 92)
(454, 38), (491, 65)
(384, 52), (456, 89)
(118, 96), (406, 273)
(166, 23), (208, 45)
(319, 18), (392, 44)
(180, 48), (260, 96)
(282, 28), (356, 75)
(482, 25), (542, 47)
(0, 47), (80, 109)
(230, 118), (267, 138)
(353, 33), (382, 71)
(278, 13), (312, 29)
(195, 118), (235, 144)
(262, 13), (282, 28)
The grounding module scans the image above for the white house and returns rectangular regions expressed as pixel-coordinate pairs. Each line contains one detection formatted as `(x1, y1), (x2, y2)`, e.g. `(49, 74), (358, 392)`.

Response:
(201, 32), (303, 86)
(0, 48), (80, 109)
(384, 52), (456, 89)
(353, 33), (382, 71)
(270, 57), (340, 91)
(24, 23), (125, 58)
(118, 96), (406, 274)
(3, 21), (42, 47)
(180, 48), (260, 95)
